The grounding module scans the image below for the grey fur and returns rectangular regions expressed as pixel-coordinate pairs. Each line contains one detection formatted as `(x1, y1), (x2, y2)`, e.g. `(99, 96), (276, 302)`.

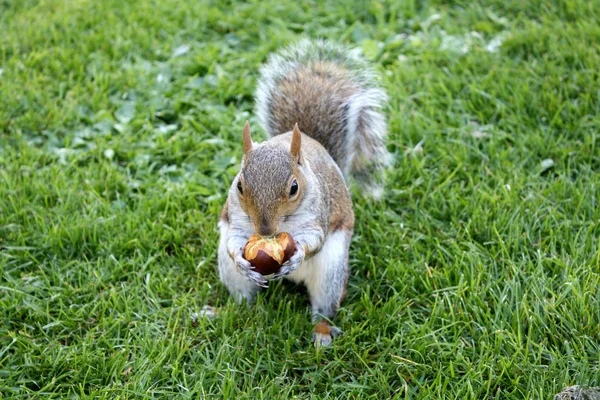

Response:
(255, 38), (390, 198)
(242, 142), (295, 235)
(219, 132), (353, 346)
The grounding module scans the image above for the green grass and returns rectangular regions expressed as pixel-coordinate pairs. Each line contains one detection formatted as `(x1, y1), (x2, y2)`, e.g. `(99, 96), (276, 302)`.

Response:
(1, 0), (599, 398)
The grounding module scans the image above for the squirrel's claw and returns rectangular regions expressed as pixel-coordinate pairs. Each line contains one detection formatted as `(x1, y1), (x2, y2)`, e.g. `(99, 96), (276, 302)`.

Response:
(271, 266), (291, 280)
(235, 254), (268, 288)
(313, 325), (342, 348)
(272, 246), (305, 280)
(239, 267), (269, 288)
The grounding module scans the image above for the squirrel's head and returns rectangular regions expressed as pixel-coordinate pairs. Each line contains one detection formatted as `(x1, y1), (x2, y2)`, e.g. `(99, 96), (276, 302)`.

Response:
(235, 121), (305, 237)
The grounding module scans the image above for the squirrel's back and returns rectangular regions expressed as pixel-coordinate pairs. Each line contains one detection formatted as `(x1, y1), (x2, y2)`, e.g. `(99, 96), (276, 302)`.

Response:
(255, 39), (390, 198)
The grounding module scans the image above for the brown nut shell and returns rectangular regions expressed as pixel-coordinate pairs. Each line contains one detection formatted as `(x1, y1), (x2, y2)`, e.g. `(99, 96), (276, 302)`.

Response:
(276, 232), (296, 264)
(247, 248), (282, 275)
(243, 233), (296, 276)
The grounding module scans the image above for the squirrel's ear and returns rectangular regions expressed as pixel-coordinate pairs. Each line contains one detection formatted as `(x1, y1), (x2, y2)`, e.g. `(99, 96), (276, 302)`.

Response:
(290, 123), (302, 163)
(242, 120), (253, 155)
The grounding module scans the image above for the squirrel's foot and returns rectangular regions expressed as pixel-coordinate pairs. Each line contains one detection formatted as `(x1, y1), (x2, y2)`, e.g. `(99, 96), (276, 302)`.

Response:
(312, 321), (342, 347)
(191, 306), (220, 324)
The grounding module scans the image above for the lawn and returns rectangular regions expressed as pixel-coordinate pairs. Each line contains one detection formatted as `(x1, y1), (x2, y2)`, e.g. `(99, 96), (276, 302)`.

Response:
(1, 0), (599, 398)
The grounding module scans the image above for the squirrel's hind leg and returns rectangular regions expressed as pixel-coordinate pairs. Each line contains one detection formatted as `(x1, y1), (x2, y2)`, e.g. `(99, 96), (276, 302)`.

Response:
(301, 230), (351, 347)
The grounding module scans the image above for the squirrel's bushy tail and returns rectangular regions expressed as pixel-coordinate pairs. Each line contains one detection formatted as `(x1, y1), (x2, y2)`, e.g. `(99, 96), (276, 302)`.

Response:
(255, 39), (390, 199)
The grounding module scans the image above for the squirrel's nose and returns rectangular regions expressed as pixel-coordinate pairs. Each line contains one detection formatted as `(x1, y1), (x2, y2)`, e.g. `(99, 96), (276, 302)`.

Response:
(257, 219), (278, 237)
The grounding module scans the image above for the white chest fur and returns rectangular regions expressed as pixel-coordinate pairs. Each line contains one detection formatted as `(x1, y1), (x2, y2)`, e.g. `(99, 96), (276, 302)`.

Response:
(285, 230), (348, 285)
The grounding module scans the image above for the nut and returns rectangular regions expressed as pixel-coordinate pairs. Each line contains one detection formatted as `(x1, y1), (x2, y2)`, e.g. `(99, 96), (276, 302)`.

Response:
(243, 232), (296, 275)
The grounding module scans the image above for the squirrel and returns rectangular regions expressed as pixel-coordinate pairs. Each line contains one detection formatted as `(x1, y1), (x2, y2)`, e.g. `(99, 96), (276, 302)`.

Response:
(217, 39), (389, 346)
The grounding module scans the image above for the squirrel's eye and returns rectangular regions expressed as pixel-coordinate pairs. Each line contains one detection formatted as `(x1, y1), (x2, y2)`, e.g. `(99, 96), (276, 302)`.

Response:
(237, 180), (243, 195)
(289, 179), (298, 197)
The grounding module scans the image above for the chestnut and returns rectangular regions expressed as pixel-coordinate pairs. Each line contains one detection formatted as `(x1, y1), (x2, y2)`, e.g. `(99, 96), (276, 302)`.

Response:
(243, 232), (296, 275)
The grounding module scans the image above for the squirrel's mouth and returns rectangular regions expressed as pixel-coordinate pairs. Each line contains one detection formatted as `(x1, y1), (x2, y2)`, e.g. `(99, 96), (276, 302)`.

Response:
(254, 221), (279, 237)
(256, 229), (278, 237)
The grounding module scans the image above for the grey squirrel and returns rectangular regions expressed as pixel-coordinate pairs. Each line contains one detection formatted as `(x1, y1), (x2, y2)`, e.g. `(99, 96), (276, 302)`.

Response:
(217, 39), (389, 346)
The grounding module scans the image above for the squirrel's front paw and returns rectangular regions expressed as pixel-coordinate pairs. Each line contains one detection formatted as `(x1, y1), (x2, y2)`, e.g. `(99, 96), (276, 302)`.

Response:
(234, 254), (268, 288)
(272, 245), (305, 280)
